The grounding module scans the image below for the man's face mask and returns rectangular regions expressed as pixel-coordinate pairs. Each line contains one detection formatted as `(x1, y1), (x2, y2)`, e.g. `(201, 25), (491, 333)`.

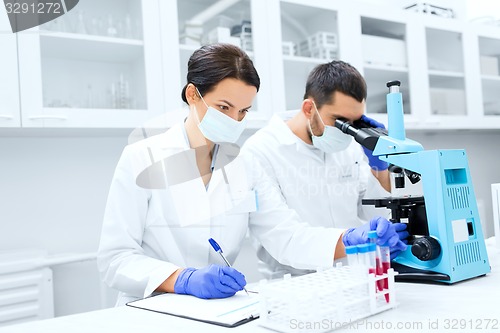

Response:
(308, 100), (352, 153)
(194, 87), (247, 144)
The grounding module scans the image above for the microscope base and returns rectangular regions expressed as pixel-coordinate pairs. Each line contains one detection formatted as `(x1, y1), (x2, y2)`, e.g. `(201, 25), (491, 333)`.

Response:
(391, 262), (451, 284)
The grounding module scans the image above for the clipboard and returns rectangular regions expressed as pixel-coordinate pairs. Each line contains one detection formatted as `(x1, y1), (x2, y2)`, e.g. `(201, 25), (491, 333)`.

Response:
(126, 291), (260, 328)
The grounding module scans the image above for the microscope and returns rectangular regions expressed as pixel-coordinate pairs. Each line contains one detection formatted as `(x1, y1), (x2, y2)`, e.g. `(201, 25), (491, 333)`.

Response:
(335, 80), (491, 283)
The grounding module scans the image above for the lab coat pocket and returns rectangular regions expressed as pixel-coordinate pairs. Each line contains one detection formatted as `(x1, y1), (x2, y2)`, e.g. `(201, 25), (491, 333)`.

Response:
(226, 189), (257, 215)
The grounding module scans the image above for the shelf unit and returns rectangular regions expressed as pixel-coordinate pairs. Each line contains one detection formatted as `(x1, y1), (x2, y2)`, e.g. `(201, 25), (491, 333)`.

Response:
(270, 0), (500, 129)
(0, 9), (21, 127)
(425, 27), (467, 117)
(16, 0), (165, 128)
(175, 0), (264, 117)
(360, 15), (411, 115)
(278, 1), (339, 110)
(478, 35), (500, 116)
(3, 0), (500, 130)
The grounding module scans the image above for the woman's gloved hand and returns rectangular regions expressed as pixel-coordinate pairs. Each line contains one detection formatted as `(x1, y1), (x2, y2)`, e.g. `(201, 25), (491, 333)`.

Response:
(342, 217), (409, 253)
(360, 115), (389, 171)
(174, 264), (247, 299)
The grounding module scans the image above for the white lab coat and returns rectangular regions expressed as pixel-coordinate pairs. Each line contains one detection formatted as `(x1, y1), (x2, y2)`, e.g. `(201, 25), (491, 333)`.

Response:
(97, 123), (344, 306)
(241, 114), (390, 278)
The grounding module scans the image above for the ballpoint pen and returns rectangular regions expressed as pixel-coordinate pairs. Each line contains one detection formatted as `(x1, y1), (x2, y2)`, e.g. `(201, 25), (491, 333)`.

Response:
(208, 238), (249, 295)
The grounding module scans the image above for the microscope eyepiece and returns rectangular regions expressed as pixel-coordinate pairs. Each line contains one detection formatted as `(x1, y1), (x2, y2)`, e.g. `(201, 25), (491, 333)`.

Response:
(386, 80), (401, 88)
(334, 118), (384, 151)
(334, 118), (357, 135)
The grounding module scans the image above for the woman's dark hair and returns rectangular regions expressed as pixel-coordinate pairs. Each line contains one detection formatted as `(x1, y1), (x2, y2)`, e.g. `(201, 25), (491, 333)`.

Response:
(303, 60), (367, 108)
(181, 43), (260, 104)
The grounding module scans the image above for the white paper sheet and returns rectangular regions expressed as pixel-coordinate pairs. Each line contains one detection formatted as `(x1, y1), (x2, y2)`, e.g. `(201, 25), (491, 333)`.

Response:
(127, 291), (259, 326)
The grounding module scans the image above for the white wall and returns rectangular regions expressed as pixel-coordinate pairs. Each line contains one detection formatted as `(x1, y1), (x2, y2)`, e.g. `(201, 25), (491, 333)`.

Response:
(0, 133), (127, 316)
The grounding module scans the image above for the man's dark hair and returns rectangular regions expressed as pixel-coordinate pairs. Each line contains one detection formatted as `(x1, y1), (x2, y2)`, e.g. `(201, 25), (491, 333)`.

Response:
(303, 60), (367, 108)
(181, 43), (260, 103)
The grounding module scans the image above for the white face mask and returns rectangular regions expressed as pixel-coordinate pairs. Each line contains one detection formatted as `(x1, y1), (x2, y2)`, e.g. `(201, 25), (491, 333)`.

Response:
(308, 101), (352, 153)
(194, 87), (247, 144)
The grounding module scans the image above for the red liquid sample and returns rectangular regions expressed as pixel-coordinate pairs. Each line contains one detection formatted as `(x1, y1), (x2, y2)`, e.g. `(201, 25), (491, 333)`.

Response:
(382, 261), (390, 303)
(375, 258), (384, 292)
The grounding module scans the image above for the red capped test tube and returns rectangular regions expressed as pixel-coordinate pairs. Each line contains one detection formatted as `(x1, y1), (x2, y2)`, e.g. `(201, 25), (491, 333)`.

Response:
(379, 243), (391, 303)
(368, 231), (384, 293)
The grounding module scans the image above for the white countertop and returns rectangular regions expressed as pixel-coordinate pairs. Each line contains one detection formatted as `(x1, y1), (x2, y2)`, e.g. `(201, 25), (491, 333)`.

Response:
(2, 239), (499, 333)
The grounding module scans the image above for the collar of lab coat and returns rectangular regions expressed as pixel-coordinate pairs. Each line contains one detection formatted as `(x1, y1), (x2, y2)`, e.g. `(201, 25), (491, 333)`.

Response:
(269, 112), (300, 146)
(159, 122), (228, 194)
(269, 113), (324, 161)
(160, 122), (190, 150)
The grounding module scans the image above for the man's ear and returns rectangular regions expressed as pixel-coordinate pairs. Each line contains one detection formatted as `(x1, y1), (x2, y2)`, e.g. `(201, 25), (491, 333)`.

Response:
(301, 99), (314, 119)
(185, 83), (200, 105)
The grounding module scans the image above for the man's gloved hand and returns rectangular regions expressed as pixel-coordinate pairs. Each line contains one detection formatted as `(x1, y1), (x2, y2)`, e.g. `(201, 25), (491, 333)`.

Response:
(343, 217), (409, 253)
(174, 264), (247, 299)
(360, 115), (389, 171)
(389, 238), (409, 260)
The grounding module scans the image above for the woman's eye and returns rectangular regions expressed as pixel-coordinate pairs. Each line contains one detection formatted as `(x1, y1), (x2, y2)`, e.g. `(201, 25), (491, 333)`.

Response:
(240, 109), (249, 113)
(218, 105), (229, 111)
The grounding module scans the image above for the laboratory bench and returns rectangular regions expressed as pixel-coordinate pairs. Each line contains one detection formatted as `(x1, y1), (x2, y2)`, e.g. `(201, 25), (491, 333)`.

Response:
(1, 239), (499, 333)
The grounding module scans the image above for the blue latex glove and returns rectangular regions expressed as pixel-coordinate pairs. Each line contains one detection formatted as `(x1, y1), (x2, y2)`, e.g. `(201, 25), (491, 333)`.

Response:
(343, 217), (409, 253)
(174, 264), (247, 299)
(360, 115), (389, 171)
(390, 239), (409, 260)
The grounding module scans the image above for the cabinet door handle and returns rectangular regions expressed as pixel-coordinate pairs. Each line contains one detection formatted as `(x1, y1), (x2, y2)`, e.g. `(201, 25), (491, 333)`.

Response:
(0, 115), (14, 120)
(28, 116), (68, 121)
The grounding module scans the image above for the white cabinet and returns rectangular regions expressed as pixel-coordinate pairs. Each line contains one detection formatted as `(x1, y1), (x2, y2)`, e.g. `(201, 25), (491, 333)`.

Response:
(270, 1), (419, 121)
(426, 20), (468, 121)
(475, 25), (500, 122)
(478, 37), (500, 116)
(358, 12), (412, 117)
(277, 1), (340, 110)
(164, 0), (273, 128)
(17, 0), (165, 128)
(270, 1), (500, 130)
(0, 9), (21, 128)
(4, 0), (500, 130)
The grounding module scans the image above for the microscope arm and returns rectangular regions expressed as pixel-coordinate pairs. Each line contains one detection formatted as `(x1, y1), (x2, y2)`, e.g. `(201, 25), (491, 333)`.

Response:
(335, 118), (422, 186)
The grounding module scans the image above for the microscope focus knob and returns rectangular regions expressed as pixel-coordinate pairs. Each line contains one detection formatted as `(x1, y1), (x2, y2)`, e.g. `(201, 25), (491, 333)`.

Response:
(411, 237), (441, 261)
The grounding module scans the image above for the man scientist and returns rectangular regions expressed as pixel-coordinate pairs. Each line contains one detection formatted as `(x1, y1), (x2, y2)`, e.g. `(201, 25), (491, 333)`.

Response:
(242, 60), (407, 278)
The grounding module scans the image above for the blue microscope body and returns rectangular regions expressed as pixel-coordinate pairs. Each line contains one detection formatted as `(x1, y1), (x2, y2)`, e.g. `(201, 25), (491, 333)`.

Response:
(336, 81), (490, 283)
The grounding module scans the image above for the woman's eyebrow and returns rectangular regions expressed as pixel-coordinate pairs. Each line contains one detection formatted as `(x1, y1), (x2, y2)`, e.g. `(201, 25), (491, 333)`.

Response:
(218, 100), (252, 110)
(217, 99), (234, 107)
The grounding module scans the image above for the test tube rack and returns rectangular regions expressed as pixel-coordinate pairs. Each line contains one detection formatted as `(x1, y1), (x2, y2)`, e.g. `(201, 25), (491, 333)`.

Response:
(259, 263), (398, 333)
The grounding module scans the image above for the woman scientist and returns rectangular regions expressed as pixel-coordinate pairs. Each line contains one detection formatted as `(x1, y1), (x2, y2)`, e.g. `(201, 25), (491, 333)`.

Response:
(97, 44), (407, 305)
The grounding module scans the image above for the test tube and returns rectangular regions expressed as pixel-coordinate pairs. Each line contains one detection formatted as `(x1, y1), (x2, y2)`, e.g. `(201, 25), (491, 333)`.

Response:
(356, 244), (370, 269)
(379, 243), (391, 303)
(368, 231), (384, 293)
(367, 243), (377, 274)
(345, 245), (358, 266)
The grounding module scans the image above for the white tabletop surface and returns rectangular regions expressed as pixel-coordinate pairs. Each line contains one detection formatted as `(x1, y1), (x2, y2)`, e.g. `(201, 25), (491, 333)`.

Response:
(2, 239), (499, 333)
